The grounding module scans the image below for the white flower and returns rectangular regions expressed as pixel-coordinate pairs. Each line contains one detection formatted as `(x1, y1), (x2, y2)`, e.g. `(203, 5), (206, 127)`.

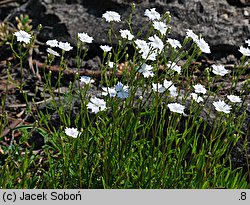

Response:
(87, 97), (107, 113)
(196, 38), (211, 54)
(47, 48), (60, 57)
(227, 95), (242, 103)
(14, 30), (31, 44)
(78, 32), (93, 43)
(148, 34), (164, 52)
(191, 93), (204, 103)
(213, 100), (231, 114)
(163, 80), (178, 97)
(65, 127), (80, 138)
(108, 61), (114, 68)
(193, 83), (206, 94)
(167, 38), (182, 49)
(167, 62), (181, 74)
(120, 29), (134, 40)
(102, 87), (117, 97)
(117, 89), (129, 99)
(138, 63), (154, 78)
(152, 83), (165, 93)
(102, 11), (121, 22)
(211, 65), (229, 76)
(186, 29), (210, 53)
(46, 39), (59, 47)
(80, 76), (94, 85)
(186, 29), (199, 42)
(100, 45), (112, 52)
(144, 8), (161, 21)
(114, 82), (129, 99)
(141, 50), (157, 61)
(239, 46), (250, 56)
(134, 39), (156, 61)
(168, 103), (185, 114)
(58, 41), (73, 51)
(134, 39), (148, 52)
(153, 21), (168, 36)
(245, 39), (250, 47)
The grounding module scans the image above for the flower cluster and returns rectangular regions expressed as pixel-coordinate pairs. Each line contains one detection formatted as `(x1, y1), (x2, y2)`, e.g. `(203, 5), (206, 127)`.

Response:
(14, 6), (247, 139)
(46, 38), (73, 55)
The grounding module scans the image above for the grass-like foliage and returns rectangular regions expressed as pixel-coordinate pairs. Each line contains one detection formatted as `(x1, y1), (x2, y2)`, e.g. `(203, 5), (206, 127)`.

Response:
(0, 4), (249, 188)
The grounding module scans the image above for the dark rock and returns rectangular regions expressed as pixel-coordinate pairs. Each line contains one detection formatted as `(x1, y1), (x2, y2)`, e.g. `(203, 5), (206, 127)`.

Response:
(2, 0), (249, 60)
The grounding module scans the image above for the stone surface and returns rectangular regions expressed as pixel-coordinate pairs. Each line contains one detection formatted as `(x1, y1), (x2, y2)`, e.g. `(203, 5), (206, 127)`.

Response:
(2, 0), (249, 59)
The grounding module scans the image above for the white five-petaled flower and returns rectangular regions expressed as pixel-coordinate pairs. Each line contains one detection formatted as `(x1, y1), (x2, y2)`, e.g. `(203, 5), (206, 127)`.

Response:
(190, 93), (204, 103)
(134, 39), (156, 61)
(153, 21), (168, 36)
(186, 29), (210, 53)
(114, 82), (129, 99)
(64, 127), (80, 138)
(102, 11), (121, 22)
(196, 38), (211, 53)
(152, 83), (165, 93)
(46, 39), (59, 47)
(134, 39), (148, 51)
(148, 34), (164, 52)
(227, 95), (242, 103)
(14, 30), (31, 44)
(138, 63), (154, 78)
(186, 29), (199, 42)
(213, 100), (231, 114)
(144, 8), (161, 21)
(78, 32), (93, 44)
(239, 46), (250, 56)
(193, 83), (206, 94)
(168, 103), (185, 114)
(167, 38), (182, 49)
(80, 76), (94, 85)
(102, 87), (117, 97)
(211, 65), (229, 76)
(163, 80), (178, 97)
(47, 48), (60, 57)
(167, 62), (181, 74)
(58, 41), (73, 51)
(100, 45), (112, 52)
(120, 29), (134, 40)
(87, 97), (107, 114)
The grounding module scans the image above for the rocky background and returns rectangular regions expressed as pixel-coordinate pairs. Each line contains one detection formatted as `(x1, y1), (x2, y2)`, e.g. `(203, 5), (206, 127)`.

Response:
(0, 0), (249, 61)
